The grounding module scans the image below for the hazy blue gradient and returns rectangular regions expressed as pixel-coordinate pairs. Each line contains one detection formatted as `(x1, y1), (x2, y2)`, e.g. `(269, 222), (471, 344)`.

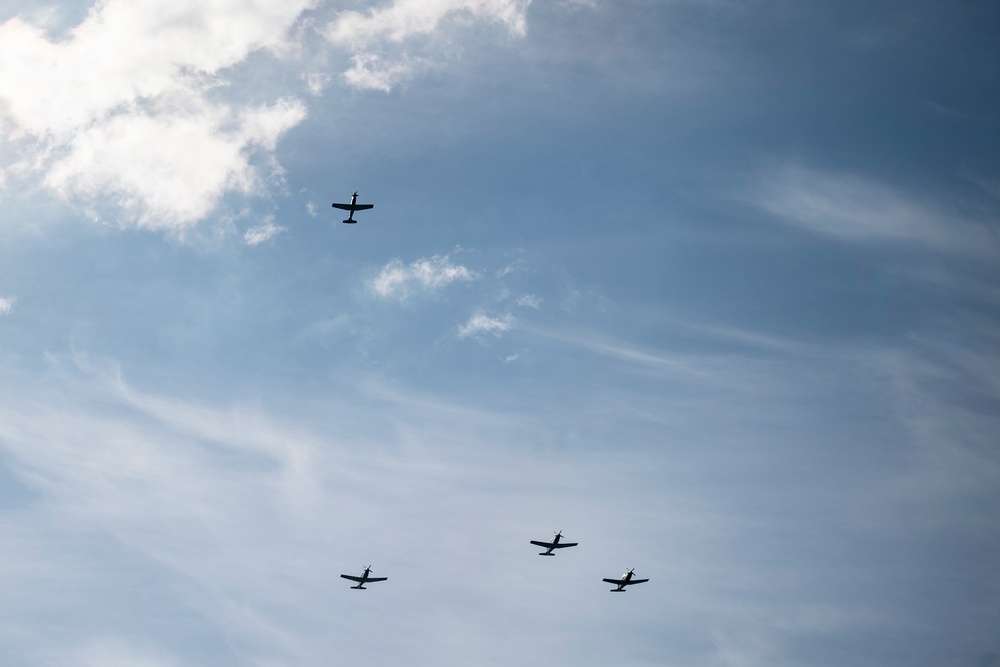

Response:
(1, 1), (999, 666)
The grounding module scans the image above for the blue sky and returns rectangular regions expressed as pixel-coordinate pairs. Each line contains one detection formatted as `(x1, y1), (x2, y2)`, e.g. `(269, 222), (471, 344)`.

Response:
(1, 1), (999, 665)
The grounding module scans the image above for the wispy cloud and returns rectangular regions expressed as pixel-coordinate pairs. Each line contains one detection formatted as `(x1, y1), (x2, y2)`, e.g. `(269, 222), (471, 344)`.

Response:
(742, 163), (998, 256)
(370, 254), (479, 299)
(458, 311), (515, 338)
(325, 0), (530, 91)
(244, 219), (287, 246)
(514, 294), (542, 309)
(0, 296), (14, 315)
(0, 358), (685, 665)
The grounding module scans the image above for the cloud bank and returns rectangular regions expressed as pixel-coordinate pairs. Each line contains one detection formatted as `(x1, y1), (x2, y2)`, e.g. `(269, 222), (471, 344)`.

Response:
(0, 0), (313, 232)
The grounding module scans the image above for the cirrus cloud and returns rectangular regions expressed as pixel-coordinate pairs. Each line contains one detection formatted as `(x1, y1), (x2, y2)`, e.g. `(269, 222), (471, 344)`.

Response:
(741, 163), (999, 257)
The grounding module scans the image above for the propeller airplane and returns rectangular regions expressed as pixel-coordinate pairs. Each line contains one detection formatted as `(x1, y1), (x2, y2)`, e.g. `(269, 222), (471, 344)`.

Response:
(331, 191), (373, 224)
(340, 565), (387, 590)
(529, 531), (578, 556)
(602, 568), (649, 592)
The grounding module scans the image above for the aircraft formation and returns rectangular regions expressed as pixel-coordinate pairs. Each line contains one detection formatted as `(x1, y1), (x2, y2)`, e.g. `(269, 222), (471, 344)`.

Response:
(331, 193), (650, 594)
(340, 531), (649, 593)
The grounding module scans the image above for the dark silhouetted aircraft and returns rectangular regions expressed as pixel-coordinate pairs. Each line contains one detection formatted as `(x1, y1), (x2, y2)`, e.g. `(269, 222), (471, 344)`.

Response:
(340, 565), (387, 589)
(331, 192), (373, 223)
(530, 531), (579, 556)
(603, 568), (649, 592)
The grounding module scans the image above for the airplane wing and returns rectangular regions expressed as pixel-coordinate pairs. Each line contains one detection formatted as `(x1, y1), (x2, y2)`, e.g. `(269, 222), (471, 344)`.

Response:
(551, 542), (578, 548)
(340, 574), (364, 582)
(365, 576), (388, 582)
(625, 578), (649, 586)
(530, 540), (555, 549)
(602, 578), (624, 585)
(331, 203), (374, 211)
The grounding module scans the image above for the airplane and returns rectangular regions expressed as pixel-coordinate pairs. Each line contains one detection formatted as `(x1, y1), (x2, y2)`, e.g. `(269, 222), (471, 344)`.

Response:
(331, 191), (374, 224)
(340, 565), (387, 590)
(602, 568), (649, 592)
(530, 531), (578, 556)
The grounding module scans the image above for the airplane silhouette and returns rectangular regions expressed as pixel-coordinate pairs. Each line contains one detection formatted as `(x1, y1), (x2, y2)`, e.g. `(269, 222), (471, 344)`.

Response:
(331, 192), (373, 224)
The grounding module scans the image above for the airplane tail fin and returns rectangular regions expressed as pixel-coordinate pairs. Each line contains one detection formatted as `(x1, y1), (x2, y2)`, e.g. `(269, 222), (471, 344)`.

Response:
(343, 219), (357, 224)
(539, 552), (555, 556)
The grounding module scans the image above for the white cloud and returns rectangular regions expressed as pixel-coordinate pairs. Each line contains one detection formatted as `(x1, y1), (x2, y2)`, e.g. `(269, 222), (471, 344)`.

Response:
(370, 254), (478, 298)
(0, 0), (312, 232)
(742, 163), (998, 256)
(42, 99), (305, 232)
(342, 53), (429, 93)
(244, 219), (286, 246)
(0, 296), (14, 314)
(325, 0), (530, 91)
(458, 311), (515, 338)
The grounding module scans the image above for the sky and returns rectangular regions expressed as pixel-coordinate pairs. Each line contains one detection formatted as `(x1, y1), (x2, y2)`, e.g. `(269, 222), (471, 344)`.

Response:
(0, 0), (999, 665)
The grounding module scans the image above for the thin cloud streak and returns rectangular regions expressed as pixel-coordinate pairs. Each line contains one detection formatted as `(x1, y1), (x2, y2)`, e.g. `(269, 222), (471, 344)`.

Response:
(742, 163), (999, 257)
